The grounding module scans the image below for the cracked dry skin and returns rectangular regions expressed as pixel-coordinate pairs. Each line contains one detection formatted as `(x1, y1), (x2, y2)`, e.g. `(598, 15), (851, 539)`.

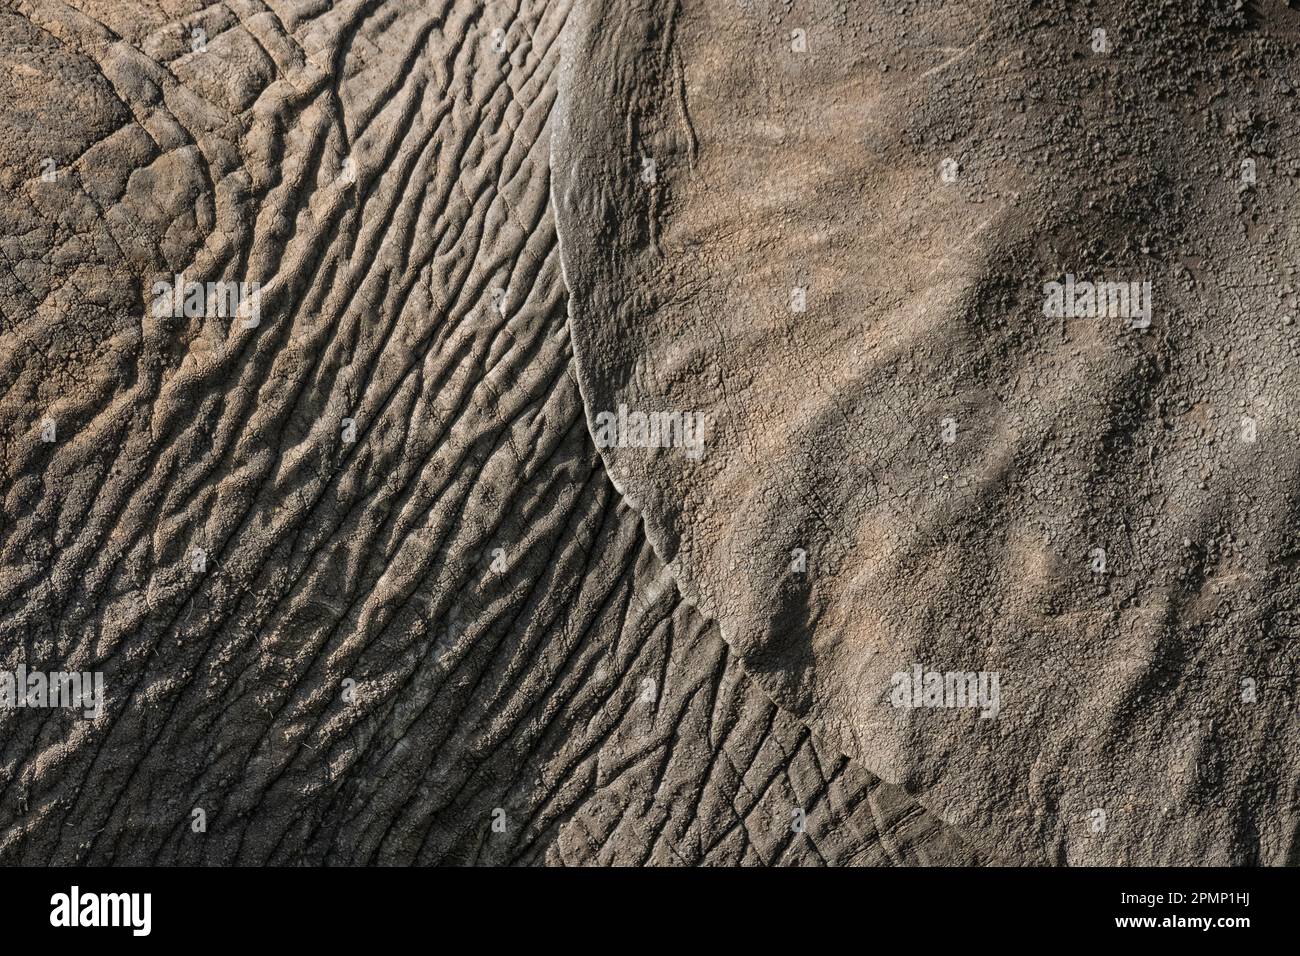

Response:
(554, 0), (1300, 863)
(0, 0), (978, 865)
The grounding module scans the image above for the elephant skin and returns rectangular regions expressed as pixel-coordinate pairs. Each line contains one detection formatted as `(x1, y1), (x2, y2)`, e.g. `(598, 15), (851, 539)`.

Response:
(0, 0), (975, 865)
(552, 0), (1300, 864)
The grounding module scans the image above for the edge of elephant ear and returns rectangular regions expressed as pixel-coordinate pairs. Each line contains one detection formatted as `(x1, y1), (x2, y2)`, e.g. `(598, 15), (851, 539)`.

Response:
(550, 0), (726, 628)
(551, 0), (671, 493)
(548, 0), (1016, 865)
(548, 0), (847, 748)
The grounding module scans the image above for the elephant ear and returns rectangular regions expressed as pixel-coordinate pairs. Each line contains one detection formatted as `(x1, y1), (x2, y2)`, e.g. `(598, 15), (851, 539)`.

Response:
(554, 0), (1300, 863)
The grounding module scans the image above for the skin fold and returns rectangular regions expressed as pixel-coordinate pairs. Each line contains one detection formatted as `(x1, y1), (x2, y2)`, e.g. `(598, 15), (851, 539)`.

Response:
(0, 0), (973, 865)
(553, 0), (1300, 863)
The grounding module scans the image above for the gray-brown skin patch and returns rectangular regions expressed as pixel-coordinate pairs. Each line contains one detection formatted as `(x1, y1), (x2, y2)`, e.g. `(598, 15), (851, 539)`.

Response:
(553, 0), (1300, 863)
(0, 0), (974, 866)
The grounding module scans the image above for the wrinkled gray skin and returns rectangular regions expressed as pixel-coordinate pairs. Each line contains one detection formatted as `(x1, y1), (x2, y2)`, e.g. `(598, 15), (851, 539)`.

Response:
(0, 0), (976, 865)
(554, 0), (1300, 864)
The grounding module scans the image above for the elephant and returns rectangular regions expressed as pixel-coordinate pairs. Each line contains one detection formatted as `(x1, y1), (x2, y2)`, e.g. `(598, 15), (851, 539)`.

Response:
(10, 0), (1289, 869)
(0, 0), (977, 865)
